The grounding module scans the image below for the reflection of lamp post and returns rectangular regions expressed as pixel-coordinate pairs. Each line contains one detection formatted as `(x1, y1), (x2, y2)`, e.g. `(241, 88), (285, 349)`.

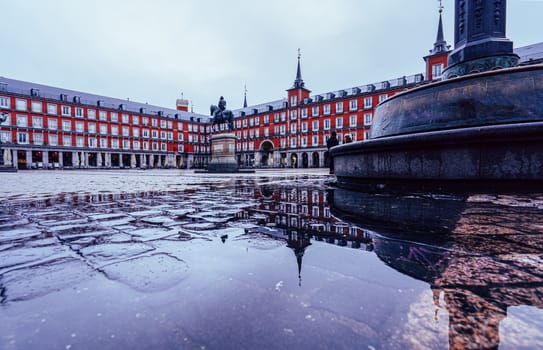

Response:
(0, 111), (8, 165)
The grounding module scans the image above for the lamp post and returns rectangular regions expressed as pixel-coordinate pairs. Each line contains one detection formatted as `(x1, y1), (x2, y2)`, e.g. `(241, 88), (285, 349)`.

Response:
(0, 111), (8, 165)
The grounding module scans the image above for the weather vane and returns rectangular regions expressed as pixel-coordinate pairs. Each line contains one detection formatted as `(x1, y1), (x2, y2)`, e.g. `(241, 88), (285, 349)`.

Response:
(438, 0), (443, 13)
(298, 48), (301, 60)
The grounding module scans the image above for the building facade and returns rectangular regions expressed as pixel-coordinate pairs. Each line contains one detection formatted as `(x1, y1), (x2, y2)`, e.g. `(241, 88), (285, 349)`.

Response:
(1, 8), (540, 170)
(0, 79), (212, 170)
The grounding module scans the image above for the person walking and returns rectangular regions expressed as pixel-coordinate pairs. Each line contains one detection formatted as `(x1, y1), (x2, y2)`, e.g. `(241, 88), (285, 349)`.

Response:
(327, 131), (339, 173)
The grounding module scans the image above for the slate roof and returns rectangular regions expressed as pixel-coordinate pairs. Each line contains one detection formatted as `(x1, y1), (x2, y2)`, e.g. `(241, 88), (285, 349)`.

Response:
(233, 73), (424, 117)
(515, 42), (543, 64)
(0, 76), (206, 121)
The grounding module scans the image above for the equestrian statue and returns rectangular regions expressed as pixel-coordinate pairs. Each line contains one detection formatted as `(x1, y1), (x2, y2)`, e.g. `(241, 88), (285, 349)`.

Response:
(210, 96), (234, 132)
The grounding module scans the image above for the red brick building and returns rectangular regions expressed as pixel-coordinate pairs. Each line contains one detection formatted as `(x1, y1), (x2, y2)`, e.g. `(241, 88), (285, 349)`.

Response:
(1, 8), (540, 170)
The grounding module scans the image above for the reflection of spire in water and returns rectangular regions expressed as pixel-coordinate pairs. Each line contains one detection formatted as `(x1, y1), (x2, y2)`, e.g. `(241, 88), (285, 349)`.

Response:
(286, 229), (311, 287)
(296, 247), (303, 287)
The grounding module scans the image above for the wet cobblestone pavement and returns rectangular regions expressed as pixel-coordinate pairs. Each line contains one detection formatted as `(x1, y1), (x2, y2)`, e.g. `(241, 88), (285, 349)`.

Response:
(1, 170), (543, 349)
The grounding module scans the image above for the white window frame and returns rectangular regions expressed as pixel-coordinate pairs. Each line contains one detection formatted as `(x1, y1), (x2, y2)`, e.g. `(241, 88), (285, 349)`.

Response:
(290, 137), (296, 148)
(75, 121), (84, 133)
(48, 134), (58, 146)
(48, 118), (58, 130)
(47, 103), (57, 115)
(32, 116), (43, 128)
(62, 120), (71, 131)
(432, 63), (444, 79)
(17, 132), (28, 144)
(349, 115), (357, 127)
(16, 115), (28, 127)
(31, 101), (42, 113)
(15, 99), (27, 111)
(364, 113), (372, 126)
(349, 99), (358, 111)
(0, 96), (10, 109)
(364, 97), (372, 109)
(33, 133), (43, 145)
(335, 117), (343, 129)
(61, 105), (71, 116)
(62, 135), (72, 147)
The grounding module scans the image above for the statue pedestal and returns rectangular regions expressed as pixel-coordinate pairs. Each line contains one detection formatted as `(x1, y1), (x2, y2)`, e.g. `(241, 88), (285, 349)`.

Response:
(207, 133), (239, 173)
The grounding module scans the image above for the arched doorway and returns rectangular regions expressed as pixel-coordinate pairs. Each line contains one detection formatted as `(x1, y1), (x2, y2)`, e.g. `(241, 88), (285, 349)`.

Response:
(280, 153), (287, 168)
(32, 150), (43, 168)
(88, 153), (97, 167)
(312, 152), (320, 168)
(260, 140), (274, 167)
(17, 150), (27, 169)
(111, 154), (120, 167)
(302, 152), (309, 168)
(291, 153), (298, 168)
(62, 152), (73, 167)
(122, 154), (131, 168)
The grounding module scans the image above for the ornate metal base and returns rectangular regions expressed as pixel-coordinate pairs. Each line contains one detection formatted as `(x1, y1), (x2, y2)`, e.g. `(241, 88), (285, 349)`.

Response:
(442, 55), (519, 79)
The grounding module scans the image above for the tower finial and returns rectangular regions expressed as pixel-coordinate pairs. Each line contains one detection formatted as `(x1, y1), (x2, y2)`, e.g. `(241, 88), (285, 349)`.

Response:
(431, 0), (448, 54)
(243, 84), (248, 108)
(292, 48), (305, 89)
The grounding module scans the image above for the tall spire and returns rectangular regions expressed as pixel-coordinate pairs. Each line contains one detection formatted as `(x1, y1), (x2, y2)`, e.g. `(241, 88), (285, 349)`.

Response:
(243, 84), (248, 108)
(292, 48), (305, 89)
(431, 1), (448, 55)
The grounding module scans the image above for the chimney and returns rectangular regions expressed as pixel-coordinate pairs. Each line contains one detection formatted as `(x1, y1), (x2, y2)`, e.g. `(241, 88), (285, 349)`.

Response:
(176, 98), (189, 112)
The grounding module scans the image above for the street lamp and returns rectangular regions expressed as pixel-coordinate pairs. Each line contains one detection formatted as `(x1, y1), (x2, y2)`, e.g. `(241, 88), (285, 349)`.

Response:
(0, 111), (8, 165)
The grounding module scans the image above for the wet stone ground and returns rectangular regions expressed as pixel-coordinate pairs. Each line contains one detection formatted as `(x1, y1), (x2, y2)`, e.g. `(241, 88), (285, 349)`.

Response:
(1, 170), (543, 350)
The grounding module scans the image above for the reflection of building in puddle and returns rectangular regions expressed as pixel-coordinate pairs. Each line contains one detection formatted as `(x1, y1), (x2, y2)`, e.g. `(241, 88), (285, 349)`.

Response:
(242, 182), (374, 285)
(330, 187), (543, 349)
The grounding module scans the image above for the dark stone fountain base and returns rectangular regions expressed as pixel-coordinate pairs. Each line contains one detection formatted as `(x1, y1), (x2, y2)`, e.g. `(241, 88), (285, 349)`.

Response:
(333, 121), (543, 191)
(331, 64), (543, 190)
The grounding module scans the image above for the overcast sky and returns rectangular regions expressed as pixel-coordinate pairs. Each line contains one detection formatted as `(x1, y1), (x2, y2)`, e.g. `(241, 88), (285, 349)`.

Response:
(2, 0), (542, 114)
